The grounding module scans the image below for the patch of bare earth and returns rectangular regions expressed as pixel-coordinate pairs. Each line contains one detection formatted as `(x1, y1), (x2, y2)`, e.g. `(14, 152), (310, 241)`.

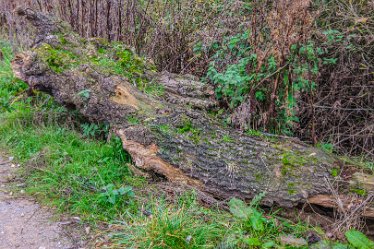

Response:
(0, 153), (85, 249)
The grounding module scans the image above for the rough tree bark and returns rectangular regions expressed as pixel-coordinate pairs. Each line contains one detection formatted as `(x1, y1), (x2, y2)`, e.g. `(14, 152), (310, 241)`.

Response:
(9, 8), (374, 214)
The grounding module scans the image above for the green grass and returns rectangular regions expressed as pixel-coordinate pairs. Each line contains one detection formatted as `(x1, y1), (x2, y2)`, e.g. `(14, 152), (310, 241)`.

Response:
(1, 41), (142, 222)
(0, 120), (143, 221)
(1, 41), (366, 248)
(111, 193), (228, 249)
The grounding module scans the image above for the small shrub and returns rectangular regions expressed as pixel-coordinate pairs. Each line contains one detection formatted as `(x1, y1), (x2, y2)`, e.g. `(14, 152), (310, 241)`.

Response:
(205, 0), (324, 135)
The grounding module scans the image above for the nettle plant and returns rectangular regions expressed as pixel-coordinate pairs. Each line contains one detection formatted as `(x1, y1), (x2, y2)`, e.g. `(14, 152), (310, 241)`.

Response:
(206, 32), (323, 135)
(205, 0), (329, 135)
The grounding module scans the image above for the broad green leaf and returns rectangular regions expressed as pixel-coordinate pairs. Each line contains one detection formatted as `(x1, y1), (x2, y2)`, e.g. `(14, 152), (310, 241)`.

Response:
(245, 237), (261, 246)
(345, 229), (374, 249)
(333, 243), (349, 249)
(262, 241), (276, 249)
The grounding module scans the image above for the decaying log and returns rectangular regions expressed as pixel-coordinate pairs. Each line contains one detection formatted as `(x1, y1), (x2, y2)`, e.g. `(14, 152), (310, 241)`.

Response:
(10, 8), (373, 211)
(350, 173), (374, 192)
(308, 195), (374, 218)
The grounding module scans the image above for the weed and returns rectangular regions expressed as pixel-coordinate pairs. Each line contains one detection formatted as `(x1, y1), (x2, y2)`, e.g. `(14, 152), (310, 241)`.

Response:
(226, 194), (310, 248)
(0, 42), (139, 221)
(207, 34), (322, 134)
(350, 188), (367, 197)
(177, 118), (195, 134)
(99, 184), (135, 205)
(81, 122), (109, 139)
(139, 80), (165, 97)
(89, 44), (162, 96)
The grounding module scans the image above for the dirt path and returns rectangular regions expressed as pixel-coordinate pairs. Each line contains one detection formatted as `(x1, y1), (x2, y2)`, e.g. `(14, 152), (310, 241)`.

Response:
(0, 154), (84, 249)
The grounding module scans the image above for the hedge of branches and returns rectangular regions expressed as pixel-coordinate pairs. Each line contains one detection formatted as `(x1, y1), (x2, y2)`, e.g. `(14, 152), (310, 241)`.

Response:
(0, 0), (372, 159)
(299, 0), (374, 157)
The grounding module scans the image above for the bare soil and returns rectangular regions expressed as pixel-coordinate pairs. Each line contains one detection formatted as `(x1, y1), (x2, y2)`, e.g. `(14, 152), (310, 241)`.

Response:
(0, 154), (85, 249)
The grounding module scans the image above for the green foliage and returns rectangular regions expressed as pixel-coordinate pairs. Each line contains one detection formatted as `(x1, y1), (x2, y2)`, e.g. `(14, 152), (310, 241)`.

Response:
(0, 119), (140, 221)
(90, 44), (163, 96)
(0, 83), (138, 221)
(317, 142), (334, 154)
(81, 122), (109, 139)
(0, 41), (28, 112)
(350, 188), (366, 197)
(36, 43), (78, 73)
(227, 194), (312, 248)
(229, 194), (266, 233)
(139, 80), (165, 97)
(35, 39), (163, 97)
(152, 123), (172, 135)
(345, 229), (374, 249)
(330, 168), (340, 177)
(177, 118), (194, 134)
(0, 42), (140, 221)
(99, 184), (134, 205)
(206, 31), (324, 134)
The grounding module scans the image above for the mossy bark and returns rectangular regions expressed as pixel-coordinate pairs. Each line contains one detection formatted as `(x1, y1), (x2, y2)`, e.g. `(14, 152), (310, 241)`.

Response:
(12, 8), (349, 208)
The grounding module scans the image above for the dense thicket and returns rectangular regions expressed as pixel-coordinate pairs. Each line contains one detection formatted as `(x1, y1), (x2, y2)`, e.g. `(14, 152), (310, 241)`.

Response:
(0, 0), (373, 158)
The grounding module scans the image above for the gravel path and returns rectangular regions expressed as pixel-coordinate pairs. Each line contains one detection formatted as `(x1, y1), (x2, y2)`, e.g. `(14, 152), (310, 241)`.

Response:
(0, 154), (83, 249)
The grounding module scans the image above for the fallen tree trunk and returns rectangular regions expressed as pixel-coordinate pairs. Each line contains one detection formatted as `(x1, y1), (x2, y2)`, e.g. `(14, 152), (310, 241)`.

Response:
(10, 8), (372, 212)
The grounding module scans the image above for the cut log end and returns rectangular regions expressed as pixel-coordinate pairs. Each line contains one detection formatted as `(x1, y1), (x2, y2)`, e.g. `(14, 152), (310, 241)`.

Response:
(308, 194), (374, 219)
